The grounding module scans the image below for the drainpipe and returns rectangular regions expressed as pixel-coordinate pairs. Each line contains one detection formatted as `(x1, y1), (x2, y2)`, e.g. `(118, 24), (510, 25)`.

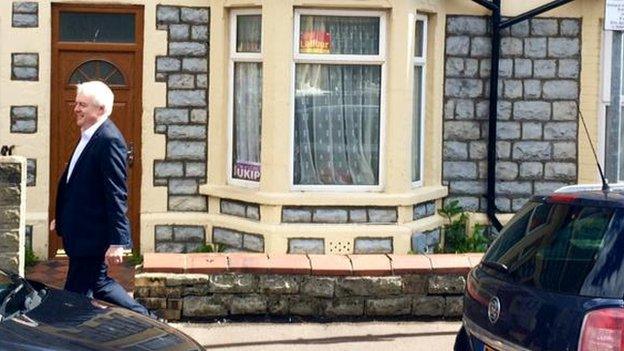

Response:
(469, 0), (575, 231)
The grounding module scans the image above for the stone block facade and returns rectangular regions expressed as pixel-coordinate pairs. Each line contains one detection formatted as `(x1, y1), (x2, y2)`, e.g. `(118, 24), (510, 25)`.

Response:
(411, 228), (441, 254)
(154, 5), (209, 212)
(155, 225), (205, 253)
(11, 53), (38, 81)
(413, 201), (436, 220)
(10, 106), (37, 133)
(26, 158), (35, 187)
(288, 238), (325, 254)
(282, 206), (397, 224)
(353, 237), (393, 254)
(0, 158), (25, 275)
(213, 227), (264, 252)
(12, 2), (38, 28)
(443, 16), (580, 212)
(220, 199), (260, 220)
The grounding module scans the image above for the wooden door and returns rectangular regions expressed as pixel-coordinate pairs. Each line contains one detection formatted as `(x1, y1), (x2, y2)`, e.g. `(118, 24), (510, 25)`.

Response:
(49, 4), (143, 258)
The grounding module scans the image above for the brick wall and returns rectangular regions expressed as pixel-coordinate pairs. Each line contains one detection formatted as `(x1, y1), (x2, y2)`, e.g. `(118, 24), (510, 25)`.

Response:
(443, 16), (581, 212)
(0, 157), (26, 276)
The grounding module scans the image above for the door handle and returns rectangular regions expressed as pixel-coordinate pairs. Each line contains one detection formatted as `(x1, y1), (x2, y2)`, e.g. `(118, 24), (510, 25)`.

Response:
(127, 142), (134, 166)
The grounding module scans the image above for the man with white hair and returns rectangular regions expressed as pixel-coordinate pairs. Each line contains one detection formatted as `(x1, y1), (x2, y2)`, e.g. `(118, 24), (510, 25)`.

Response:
(52, 80), (150, 316)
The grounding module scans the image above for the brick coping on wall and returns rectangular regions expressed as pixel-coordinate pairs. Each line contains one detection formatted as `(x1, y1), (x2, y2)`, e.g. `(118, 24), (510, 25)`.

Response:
(142, 252), (483, 276)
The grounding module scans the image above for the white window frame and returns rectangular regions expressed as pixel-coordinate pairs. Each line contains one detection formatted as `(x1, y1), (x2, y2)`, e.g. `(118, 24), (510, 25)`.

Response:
(290, 8), (387, 192)
(599, 29), (612, 178)
(600, 29), (624, 182)
(227, 9), (263, 188)
(411, 13), (427, 187)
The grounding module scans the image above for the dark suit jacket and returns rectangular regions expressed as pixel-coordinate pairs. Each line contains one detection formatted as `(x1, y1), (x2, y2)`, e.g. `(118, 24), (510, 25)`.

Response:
(55, 118), (131, 258)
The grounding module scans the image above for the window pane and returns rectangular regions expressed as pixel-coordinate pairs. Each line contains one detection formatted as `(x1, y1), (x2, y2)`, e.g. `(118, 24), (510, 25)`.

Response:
(233, 62), (262, 181)
(484, 202), (536, 263)
(237, 15), (261, 53)
(414, 20), (424, 57)
(412, 66), (424, 182)
(294, 64), (381, 185)
(68, 60), (126, 86)
(485, 203), (617, 297)
(299, 15), (379, 55)
(60, 12), (135, 43)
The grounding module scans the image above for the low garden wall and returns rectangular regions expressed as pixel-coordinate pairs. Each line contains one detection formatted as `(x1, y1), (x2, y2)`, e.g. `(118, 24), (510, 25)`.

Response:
(135, 252), (481, 321)
(0, 156), (26, 276)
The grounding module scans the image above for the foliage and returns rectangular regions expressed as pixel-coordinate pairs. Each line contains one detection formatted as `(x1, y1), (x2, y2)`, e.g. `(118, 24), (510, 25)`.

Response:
(128, 251), (143, 266)
(438, 200), (493, 253)
(194, 243), (226, 253)
(24, 247), (39, 267)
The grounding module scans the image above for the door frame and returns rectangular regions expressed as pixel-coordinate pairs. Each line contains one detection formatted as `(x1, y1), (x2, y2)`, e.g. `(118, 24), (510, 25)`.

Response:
(49, 3), (144, 258)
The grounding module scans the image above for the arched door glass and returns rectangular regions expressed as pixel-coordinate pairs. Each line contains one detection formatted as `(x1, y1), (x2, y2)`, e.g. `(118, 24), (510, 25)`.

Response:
(68, 60), (126, 86)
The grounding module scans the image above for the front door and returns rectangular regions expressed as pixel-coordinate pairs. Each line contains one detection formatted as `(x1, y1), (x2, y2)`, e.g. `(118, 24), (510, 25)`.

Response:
(49, 4), (144, 258)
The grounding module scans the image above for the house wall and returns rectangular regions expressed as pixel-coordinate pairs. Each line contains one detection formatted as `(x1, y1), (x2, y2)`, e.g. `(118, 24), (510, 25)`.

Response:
(0, 0), (606, 258)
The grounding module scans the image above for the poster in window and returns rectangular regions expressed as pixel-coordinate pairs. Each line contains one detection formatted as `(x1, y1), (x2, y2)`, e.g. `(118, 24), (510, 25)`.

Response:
(234, 161), (261, 181)
(300, 31), (331, 54)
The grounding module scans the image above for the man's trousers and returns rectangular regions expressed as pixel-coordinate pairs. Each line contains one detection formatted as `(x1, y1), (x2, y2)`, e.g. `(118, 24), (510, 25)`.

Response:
(65, 256), (150, 316)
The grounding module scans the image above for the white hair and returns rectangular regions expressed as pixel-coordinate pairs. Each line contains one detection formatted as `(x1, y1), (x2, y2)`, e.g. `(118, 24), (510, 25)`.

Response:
(76, 81), (114, 116)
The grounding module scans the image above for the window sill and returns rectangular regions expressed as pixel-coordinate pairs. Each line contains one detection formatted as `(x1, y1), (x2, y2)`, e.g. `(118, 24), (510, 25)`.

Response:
(199, 183), (448, 206)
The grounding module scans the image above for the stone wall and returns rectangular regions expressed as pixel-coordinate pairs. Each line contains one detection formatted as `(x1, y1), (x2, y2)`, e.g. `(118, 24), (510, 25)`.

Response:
(153, 5), (209, 213)
(11, 53), (38, 81)
(135, 252), (476, 321)
(155, 225), (206, 253)
(443, 16), (580, 212)
(213, 227), (264, 253)
(0, 157), (26, 276)
(220, 199), (260, 221)
(282, 206), (398, 224)
(12, 1), (38, 28)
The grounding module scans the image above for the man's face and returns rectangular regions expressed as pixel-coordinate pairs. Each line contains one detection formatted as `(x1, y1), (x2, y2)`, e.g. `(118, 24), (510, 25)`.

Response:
(74, 93), (104, 131)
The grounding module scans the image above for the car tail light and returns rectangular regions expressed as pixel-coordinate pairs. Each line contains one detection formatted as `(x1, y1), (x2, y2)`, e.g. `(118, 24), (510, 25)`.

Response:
(579, 308), (624, 351)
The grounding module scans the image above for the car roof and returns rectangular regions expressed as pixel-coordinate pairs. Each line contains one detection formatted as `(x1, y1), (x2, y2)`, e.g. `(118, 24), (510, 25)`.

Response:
(531, 183), (624, 208)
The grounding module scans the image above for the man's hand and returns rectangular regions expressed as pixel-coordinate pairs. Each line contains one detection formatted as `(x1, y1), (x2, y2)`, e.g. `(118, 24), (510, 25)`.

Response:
(49, 220), (55, 231)
(105, 245), (124, 266)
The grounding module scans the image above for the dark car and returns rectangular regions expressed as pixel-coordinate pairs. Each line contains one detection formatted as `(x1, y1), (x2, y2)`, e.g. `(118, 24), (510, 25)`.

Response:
(0, 269), (204, 350)
(456, 184), (624, 351)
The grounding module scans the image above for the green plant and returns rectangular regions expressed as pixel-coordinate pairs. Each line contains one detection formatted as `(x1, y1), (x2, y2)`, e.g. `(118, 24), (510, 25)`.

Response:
(194, 243), (225, 253)
(438, 200), (493, 253)
(128, 251), (143, 266)
(24, 247), (38, 267)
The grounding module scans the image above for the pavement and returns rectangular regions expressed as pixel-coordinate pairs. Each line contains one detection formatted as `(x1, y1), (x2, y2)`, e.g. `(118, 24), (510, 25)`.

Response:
(171, 320), (462, 350)
(25, 258), (136, 291)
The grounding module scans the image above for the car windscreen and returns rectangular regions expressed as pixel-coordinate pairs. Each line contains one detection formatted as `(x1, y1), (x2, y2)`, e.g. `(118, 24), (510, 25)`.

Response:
(483, 201), (621, 298)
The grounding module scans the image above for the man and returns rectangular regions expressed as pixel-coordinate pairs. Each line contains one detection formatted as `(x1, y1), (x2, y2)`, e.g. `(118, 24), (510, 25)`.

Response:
(51, 81), (149, 316)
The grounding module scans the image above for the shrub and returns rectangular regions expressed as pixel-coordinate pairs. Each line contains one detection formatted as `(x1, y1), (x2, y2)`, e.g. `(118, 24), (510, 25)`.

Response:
(438, 200), (493, 253)
(128, 251), (143, 266)
(24, 247), (39, 267)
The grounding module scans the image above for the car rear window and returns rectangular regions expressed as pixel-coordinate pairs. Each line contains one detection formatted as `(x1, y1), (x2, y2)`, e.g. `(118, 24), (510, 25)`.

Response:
(483, 201), (617, 297)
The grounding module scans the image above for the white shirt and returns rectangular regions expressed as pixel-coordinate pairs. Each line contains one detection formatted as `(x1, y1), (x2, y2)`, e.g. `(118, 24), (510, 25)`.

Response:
(66, 116), (109, 183)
